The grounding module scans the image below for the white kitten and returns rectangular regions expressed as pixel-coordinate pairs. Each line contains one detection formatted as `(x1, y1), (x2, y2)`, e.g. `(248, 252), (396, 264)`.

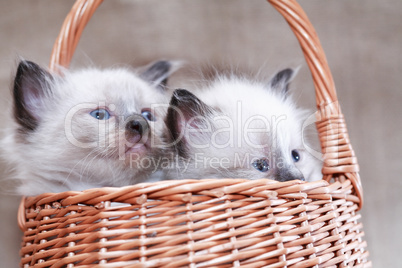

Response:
(2, 60), (178, 195)
(164, 68), (322, 182)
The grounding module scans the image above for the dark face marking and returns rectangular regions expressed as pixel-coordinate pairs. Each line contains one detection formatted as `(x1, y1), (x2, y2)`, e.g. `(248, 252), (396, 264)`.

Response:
(274, 165), (305, 182)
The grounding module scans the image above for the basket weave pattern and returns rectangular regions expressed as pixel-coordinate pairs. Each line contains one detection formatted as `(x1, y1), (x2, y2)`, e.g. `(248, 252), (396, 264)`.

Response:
(20, 179), (368, 267)
(18, 0), (371, 267)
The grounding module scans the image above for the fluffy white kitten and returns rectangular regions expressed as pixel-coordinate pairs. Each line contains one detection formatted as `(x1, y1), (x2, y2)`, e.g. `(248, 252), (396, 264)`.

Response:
(3, 60), (178, 195)
(164, 68), (322, 182)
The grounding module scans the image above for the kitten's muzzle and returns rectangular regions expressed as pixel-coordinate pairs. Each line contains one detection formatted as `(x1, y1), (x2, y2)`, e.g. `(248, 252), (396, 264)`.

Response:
(124, 117), (150, 146)
(126, 120), (144, 135)
(274, 166), (305, 182)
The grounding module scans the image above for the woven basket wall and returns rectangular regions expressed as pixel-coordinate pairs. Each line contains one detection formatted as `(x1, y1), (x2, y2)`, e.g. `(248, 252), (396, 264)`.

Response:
(18, 0), (371, 267)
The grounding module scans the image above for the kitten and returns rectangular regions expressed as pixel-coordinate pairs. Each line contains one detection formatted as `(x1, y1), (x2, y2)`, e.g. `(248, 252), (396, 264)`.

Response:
(2, 60), (178, 195)
(164, 68), (322, 182)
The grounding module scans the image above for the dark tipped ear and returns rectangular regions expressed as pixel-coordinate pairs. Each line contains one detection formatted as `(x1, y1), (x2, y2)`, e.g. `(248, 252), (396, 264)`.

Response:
(13, 60), (53, 131)
(140, 60), (180, 90)
(268, 68), (296, 97)
(165, 89), (213, 157)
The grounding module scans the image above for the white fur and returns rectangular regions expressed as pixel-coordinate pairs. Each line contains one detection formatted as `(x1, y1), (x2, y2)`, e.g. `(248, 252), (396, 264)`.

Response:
(3, 66), (171, 195)
(165, 74), (322, 182)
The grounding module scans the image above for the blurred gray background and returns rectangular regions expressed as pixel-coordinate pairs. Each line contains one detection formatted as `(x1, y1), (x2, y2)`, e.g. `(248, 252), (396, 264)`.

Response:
(0, 0), (401, 267)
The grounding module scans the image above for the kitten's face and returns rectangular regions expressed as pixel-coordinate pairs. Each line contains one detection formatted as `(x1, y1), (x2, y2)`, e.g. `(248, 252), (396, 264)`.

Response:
(166, 70), (322, 182)
(8, 60), (176, 194)
(60, 69), (167, 165)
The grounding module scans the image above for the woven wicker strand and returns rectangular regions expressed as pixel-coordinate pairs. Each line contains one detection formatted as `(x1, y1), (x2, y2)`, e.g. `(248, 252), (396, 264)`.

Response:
(18, 0), (371, 267)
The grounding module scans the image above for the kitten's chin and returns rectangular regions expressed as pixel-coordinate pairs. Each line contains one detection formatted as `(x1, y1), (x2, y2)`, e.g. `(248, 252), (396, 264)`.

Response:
(125, 143), (148, 156)
(124, 133), (152, 157)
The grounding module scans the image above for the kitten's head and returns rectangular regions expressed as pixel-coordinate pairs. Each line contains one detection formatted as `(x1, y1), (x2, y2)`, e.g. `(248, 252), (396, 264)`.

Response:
(165, 68), (322, 182)
(6, 60), (178, 194)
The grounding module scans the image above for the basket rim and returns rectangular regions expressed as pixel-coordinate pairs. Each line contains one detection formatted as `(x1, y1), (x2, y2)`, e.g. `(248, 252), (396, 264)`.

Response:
(18, 177), (364, 226)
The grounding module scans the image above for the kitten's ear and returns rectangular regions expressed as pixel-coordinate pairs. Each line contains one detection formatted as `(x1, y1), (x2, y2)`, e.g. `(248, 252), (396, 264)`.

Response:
(268, 68), (298, 97)
(165, 89), (213, 157)
(13, 60), (54, 131)
(140, 60), (181, 90)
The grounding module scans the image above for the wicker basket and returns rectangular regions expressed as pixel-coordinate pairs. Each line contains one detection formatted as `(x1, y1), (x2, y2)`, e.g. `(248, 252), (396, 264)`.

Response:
(18, 0), (371, 267)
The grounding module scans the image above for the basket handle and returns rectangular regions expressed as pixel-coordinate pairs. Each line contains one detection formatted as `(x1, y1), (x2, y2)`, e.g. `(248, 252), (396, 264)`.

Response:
(49, 0), (103, 71)
(268, 0), (363, 208)
(48, 0), (363, 209)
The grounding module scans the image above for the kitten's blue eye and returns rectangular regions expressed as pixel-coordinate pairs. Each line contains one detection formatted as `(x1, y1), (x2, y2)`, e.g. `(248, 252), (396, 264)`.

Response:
(292, 150), (300, 162)
(141, 109), (156, 121)
(252, 158), (270, 172)
(90, 109), (110, 120)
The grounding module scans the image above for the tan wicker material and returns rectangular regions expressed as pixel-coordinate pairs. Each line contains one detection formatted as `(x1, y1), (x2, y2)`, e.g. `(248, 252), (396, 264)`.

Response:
(17, 0), (371, 267)
(49, 0), (103, 71)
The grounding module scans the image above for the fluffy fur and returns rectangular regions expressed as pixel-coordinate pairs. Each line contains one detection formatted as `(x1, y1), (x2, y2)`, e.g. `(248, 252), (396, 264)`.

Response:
(164, 69), (322, 182)
(3, 60), (178, 195)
